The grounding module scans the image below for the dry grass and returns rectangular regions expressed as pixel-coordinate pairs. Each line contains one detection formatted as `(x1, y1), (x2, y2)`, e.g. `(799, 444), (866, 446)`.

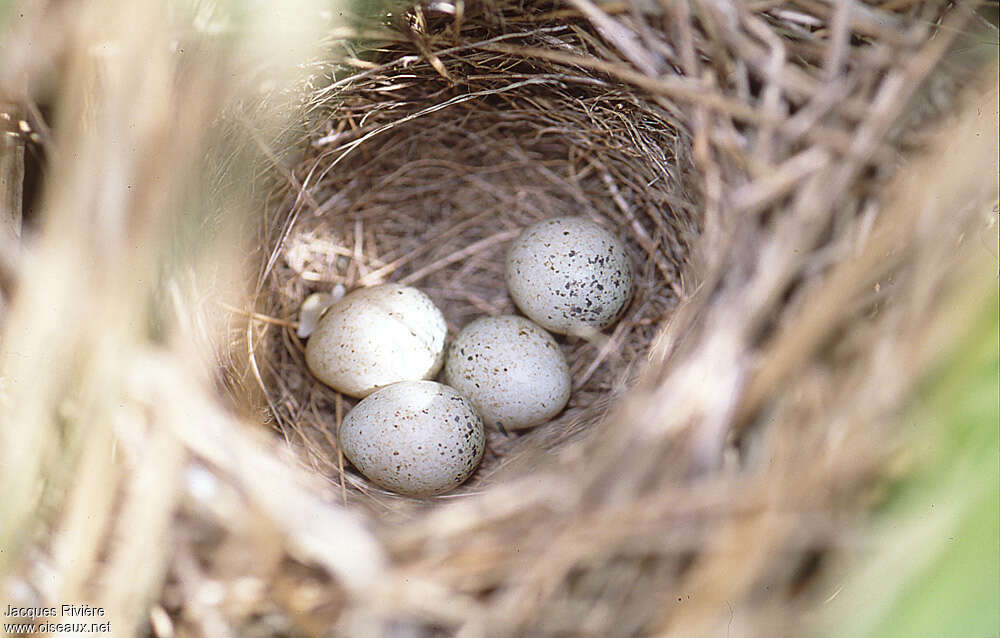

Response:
(0, 0), (997, 636)
(252, 18), (701, 509)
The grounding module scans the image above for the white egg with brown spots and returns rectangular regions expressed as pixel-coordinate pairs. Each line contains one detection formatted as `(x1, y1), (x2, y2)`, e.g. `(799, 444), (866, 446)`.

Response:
(305, 283), (447, 398)
(339, 381), (485, 496)
(445, 315), (571, 431)
(505, 216), (634, 335)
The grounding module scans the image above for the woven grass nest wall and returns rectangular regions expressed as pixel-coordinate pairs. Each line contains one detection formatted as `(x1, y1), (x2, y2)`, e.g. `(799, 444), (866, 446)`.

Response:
(0, 0), (997, 637)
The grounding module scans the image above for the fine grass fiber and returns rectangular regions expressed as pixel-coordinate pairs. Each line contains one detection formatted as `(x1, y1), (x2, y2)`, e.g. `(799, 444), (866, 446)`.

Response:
(0, 0), (997, 636)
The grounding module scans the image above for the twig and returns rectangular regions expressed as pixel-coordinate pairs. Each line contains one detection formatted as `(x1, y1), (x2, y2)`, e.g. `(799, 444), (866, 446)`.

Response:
(218, 301), (299, 328)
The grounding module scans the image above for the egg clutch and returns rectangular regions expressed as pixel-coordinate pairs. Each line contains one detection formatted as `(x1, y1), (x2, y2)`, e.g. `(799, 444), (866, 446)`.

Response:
(304, 216), (635, 496)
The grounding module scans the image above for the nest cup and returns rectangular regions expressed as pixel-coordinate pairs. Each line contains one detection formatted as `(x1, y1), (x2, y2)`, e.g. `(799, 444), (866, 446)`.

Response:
(258, 0), (701, 504)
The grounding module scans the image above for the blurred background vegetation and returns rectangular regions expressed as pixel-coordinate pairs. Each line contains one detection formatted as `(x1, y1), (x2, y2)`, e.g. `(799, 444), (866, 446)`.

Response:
(820, 272), (999, 637)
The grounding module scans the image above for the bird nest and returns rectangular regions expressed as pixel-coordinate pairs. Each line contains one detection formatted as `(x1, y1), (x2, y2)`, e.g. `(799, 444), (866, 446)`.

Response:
(0, 0), (995, 636)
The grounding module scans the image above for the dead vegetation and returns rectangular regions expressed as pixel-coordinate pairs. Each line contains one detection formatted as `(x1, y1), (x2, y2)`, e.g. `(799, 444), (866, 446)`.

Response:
(0, 0), (996, 636)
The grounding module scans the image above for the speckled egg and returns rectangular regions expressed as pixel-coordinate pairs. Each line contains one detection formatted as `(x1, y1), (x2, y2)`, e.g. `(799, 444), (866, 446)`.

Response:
(339, 381), (485, 496)
(505, 216), (634, 335)
(444, 315), (571, 431)
(305, 284), (447, 398)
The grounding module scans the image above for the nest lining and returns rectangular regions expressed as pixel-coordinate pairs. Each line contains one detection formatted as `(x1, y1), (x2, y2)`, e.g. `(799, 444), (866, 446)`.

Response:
(256, 3), (702, 506)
